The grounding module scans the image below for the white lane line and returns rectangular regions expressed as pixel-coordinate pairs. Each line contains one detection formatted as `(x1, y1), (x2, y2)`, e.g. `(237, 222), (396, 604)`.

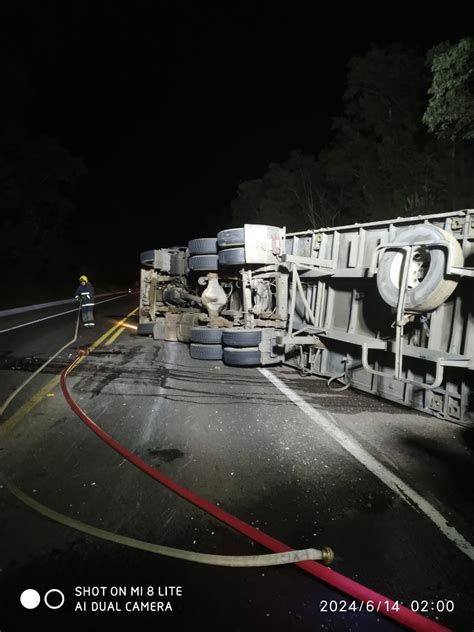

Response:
(259, 367), (474, 562)
(295, 393), (342, 398)
(0, 295), (130, 334)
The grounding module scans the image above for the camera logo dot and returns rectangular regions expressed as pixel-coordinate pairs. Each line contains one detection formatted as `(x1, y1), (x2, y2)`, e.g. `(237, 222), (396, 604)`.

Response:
(20, 588), (65, 610)
(44, 589), (65, 609)
(20, 589), (41, 609)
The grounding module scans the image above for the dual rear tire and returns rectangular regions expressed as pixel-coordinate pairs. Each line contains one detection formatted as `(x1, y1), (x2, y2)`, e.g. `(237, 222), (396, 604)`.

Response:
(188, 327), (262, 365)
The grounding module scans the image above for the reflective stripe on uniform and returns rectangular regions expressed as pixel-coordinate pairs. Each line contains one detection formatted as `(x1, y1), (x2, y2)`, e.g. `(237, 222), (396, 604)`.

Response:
(81, 303), (95, 307)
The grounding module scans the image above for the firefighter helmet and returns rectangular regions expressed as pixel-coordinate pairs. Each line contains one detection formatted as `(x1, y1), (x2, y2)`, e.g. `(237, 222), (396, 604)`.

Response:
(79, 275), (88, 283)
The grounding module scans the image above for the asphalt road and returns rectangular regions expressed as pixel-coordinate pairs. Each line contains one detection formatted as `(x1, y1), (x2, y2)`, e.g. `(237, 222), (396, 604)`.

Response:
(0, 294), (473, 632)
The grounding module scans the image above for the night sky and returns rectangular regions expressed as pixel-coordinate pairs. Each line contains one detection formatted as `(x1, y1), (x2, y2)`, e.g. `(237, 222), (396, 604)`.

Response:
(1, 3), (471, 283)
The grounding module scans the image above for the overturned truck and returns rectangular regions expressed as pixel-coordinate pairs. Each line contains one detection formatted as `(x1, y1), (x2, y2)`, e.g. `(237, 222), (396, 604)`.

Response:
(138, 210), (474, 426)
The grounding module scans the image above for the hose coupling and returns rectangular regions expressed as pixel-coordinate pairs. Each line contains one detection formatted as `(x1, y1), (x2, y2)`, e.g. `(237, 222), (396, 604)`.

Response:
(321, 546), (334, 565)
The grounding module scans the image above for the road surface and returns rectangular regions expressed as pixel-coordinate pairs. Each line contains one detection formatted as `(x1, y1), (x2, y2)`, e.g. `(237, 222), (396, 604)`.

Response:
(1, 294), (473, 631)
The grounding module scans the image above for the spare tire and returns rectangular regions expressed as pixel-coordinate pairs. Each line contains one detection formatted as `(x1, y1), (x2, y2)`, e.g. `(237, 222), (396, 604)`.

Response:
(222, 328), (262, 347)
(217, 228), (244, 248)
(376, 224), (463, 312)
(223, 347), (261, 366)
(188, 238), (218, 255)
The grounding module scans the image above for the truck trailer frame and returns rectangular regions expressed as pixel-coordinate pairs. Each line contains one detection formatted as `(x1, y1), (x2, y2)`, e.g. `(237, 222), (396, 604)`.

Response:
(139, 210), (474, 426)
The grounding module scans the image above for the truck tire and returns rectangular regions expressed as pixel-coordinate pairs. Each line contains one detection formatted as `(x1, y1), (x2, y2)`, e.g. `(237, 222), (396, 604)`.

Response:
(188, 238), (218, 255)
(222, 328), (262, 347)
(190, 343), (223, 360)
(189, 255), (219, 271)
(218, 247), (246, 267)
(376, 224), (463, 312)
(140, 250), (155, 267)
(217, 228), (244, 248)
(223, 347), (261, 366)
(190, 327), (223, 344)
(137, 322), (154, 335)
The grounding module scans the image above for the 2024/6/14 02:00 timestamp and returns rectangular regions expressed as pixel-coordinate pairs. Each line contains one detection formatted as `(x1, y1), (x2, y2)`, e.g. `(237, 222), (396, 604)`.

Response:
(319, 599), (455, 613)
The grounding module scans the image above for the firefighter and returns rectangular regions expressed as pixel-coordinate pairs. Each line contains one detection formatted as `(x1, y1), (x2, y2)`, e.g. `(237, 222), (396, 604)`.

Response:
(75, 275), (95, 327)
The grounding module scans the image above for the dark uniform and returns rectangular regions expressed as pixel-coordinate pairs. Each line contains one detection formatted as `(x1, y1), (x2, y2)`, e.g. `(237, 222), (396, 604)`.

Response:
(75, 279), (95, 327)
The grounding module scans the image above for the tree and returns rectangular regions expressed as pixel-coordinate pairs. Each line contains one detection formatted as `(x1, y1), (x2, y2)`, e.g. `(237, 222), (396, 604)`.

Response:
(274, 151), (342, 228)
(230, 152), (343, 231)
(230, 178), (264, 226)
(423, 38), (474, 143)
(323, 44), (447, 219)
(0, 123), (86, 276)
(423, 38), (474, 210)
(228, 41), (474, 231)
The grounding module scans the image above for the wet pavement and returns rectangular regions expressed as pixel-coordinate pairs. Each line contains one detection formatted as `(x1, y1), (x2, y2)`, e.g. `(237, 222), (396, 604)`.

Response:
(0, 296), (473, 631)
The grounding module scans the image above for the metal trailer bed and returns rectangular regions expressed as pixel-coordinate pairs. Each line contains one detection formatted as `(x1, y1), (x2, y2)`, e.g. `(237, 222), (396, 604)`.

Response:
(281, 210), (474, 425)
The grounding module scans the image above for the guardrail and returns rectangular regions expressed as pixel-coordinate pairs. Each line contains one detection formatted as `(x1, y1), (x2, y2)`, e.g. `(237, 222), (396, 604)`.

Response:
(0, 291), (130, 318)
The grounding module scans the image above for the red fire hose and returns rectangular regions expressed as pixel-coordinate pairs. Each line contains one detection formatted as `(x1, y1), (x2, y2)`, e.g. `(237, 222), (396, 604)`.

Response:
(60, 353), (450, 632)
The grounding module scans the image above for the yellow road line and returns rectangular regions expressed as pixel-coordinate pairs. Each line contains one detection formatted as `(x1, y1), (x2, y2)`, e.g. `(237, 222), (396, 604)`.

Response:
(0, 306), (138, 437)
(104, 327), (126, 346)
(89, 307), (138, 351)
(0, 375), (61, 437)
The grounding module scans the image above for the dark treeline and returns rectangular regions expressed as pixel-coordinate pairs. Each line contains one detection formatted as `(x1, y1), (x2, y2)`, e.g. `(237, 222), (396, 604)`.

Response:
(0, 56), (88, 304)
(229, 39), (474, 231)
(0, 122), (86, 303)
(1, 38), (473, 306)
